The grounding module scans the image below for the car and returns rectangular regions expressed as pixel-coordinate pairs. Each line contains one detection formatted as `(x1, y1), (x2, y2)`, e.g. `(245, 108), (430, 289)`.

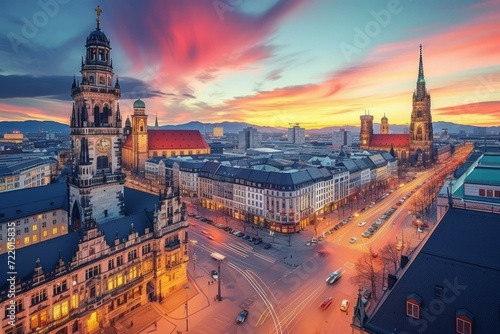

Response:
(357, 221), (367, 227)
(363, 289), (372, 300)
(248, 237), (256, 242)
(201, 230), (209, 235)
(362, 231), (372, 238)
(187, 213), (196, 217)
(326, 269), (345, 284)
(349, 237), (357, 243)
(211, 270), (218, 280)
(206, 235), (215, 240)
(311, 237), (318, 244)
(254, 237), (263, 245)
(235, 232), (244, 237)
(264, 243), (272, 249)
(319, 296), (333, 310)
(353, 212), (359, 217)
(340, 299), (350, 312)
(242, 235), (250, 240)
(417, 228), (424, 233)
(236, 309), (249, 324)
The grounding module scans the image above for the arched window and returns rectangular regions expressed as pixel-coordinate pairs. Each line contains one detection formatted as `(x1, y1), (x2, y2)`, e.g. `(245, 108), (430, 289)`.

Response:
(416, 127), (423, 141)
(417, 108), (422, 118)
(93, 105), (100, 126)
(97, 156), (109, 170)
(102, 105), (110, 125)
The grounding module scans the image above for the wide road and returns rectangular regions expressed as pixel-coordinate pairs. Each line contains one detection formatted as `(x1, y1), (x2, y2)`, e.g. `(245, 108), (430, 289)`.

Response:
(183, 146), (472, 333)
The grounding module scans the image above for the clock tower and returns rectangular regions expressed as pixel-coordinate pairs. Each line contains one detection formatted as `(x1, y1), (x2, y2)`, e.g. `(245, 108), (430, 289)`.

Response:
(68, 6), (125, 231)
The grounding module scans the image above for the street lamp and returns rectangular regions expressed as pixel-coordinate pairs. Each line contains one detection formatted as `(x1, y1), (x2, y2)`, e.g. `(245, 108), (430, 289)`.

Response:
(184, 285), (189, 332)
(210, 252), (226, 301)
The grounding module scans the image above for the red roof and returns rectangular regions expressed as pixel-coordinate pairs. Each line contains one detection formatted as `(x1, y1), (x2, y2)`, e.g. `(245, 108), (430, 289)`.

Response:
(370, 134), (409, 148)
(148, 130), (209, 150)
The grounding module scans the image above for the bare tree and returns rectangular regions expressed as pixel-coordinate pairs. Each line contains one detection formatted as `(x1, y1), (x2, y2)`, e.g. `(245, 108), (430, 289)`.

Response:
(350, 248), (382, 301)
(380, 242), (399, 273)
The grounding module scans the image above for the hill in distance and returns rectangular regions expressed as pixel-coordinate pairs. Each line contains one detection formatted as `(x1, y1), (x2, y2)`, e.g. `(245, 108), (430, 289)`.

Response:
(0, 120), (496, 136)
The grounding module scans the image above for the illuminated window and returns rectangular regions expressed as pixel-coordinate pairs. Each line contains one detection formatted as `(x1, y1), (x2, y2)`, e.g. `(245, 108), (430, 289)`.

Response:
(43, 231), (48, 237)
(33, 224), (38, 231)
(71, 294), (79, 309)
(456, 309), (473, 334)
(52, 301), (68, 320)
(406, 293), (421, 319)
(24, 236), (30, 245)
(33, 234), (37, 242)
(52, 227), (58, 235)
(30, 311), (47, 330)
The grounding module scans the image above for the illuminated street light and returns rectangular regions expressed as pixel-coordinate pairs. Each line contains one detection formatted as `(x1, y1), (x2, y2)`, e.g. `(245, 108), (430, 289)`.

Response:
(210, 252), (226, 301)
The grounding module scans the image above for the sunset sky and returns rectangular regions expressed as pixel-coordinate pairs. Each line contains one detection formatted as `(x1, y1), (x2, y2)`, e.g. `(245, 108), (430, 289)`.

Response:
(1, 0), (499, 129)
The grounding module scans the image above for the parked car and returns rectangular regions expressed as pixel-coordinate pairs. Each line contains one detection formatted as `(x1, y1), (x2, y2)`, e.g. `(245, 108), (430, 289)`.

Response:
(236, 309), (249, 324)
(264, 243), (272, 249)
(349, 237), (357, 243)
(340, 299), (350, 312)
(357, 221), (367, 227)
(319, 296), (333, 310)
(254, 237), (263, 245)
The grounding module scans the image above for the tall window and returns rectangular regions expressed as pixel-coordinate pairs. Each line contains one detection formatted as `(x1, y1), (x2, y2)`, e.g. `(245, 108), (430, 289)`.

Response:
(406, 293), (421, 319)
(456, 309), (473, 334)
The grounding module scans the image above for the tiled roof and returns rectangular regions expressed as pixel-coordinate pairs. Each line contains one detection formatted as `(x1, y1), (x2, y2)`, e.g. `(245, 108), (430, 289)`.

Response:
(370, 134), (409, 148)
(148, 130), (209, 150)
(122, 130), (210, 151)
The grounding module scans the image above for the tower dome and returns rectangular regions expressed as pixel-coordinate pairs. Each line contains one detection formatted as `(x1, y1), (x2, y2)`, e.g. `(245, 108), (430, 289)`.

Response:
(133, 99), (145, 109)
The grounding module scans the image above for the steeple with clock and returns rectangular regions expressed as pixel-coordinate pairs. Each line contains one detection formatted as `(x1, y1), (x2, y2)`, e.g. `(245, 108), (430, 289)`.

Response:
(68, 6), (125, 231)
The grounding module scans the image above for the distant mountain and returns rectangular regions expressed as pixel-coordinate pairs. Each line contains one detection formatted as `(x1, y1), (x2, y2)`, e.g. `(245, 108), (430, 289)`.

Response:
(157, 121), (285, 134)
(0, 121), (70, 134)
(1, 120), (497, 136)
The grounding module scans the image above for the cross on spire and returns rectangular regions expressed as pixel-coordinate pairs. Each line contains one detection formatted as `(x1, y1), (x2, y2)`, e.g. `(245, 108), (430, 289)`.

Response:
(95, 6), (102, 30)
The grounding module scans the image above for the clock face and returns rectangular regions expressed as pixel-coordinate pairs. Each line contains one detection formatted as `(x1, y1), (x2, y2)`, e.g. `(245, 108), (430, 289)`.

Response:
(96, 138), (111, 153)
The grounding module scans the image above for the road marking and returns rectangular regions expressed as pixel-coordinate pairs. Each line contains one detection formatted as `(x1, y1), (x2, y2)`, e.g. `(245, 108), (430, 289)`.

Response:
(221, 244), (248, 257)
(344, 262), (355, 269)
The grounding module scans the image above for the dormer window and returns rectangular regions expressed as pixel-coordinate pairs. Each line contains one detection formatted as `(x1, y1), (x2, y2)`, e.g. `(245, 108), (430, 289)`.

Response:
(456, 309), (473, 334)
(406, 293), (421, 319)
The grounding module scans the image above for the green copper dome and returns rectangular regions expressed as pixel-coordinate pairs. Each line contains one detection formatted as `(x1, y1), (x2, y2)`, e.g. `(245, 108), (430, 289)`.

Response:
(133, 99), (145, 108)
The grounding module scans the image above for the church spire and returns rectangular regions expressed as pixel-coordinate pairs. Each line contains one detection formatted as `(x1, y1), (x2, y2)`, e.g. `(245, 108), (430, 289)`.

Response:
(155, 113), (159, 128)
(418, 44), (425, 83)
(415, 44), (426, 100)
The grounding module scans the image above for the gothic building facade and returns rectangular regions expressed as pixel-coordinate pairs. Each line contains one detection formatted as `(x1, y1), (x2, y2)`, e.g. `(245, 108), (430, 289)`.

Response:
(0, 8), (189, 334)
(360, 45), (434, 167)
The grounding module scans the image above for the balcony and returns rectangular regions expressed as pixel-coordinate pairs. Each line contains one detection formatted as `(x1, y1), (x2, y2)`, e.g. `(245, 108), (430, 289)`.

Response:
(165, 240), (180, 251)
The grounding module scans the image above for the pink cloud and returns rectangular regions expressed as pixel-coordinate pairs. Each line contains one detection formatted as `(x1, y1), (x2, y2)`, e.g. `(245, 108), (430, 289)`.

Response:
(106, 0), (305, 85)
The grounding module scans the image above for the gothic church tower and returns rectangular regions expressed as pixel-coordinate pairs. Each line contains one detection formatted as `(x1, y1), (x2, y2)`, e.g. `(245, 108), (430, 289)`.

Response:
(409, 45), (434, 166)
(380, 114), (389, 135)
(68, 6), (125, 231)
(359, 111), (374, 149)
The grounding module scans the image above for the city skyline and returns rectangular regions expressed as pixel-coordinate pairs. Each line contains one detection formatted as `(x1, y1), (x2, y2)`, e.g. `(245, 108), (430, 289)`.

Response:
(1, 0), (499, 128)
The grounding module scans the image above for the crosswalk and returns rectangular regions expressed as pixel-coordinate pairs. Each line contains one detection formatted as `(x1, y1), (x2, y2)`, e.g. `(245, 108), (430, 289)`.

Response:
(199, 241), (276, 264)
